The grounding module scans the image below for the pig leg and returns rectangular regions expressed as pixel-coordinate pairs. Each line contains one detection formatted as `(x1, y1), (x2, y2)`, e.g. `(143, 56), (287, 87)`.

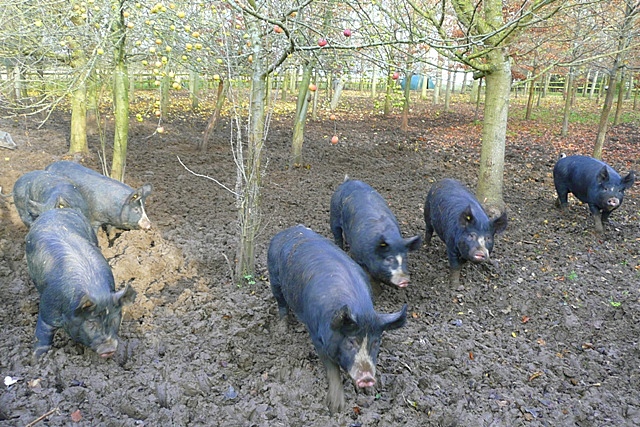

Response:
(449, 267), (462, 287)
(330, 220), (345, 250)
(269, 276), (289, 318)
(554, 182), (569, 209)
(320, 354), (346, 414)
(34, 315), (56, 357)
(589, 205), (604, 233)
(423, 205), (434, 245)
(601, 209), (614, 225)
(447, 249), (464, 287)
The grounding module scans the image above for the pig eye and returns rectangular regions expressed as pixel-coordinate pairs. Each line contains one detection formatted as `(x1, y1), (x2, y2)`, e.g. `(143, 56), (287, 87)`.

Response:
(345, 337), (358, 348)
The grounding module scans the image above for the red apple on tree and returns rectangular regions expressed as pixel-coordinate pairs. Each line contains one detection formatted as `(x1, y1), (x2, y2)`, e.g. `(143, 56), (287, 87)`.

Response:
(343, 29), (351, 37)
(392, 72), (400, 80)
(318, 38), (328, 47)
(274, 26), (283, 34)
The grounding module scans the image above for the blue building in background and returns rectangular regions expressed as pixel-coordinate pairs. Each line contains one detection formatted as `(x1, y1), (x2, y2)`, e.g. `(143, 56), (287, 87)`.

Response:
(400, 75), (434, 90)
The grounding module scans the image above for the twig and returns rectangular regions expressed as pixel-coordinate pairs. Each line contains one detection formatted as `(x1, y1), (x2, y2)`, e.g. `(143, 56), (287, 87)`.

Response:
(176, 156), (239, 197)
(221, 252), (235, 284)
(25, 407), (59, 427)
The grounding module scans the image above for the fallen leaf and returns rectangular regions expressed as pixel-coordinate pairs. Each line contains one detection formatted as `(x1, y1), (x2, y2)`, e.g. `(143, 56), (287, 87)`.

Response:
(71, 409), (82, 422)
(529, 371), (544, 381)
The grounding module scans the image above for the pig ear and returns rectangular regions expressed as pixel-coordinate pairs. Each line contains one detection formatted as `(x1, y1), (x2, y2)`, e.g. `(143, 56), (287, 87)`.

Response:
(55, 195), (70, 209)
(404, 235), (422, 252)
(125, 184), (152, 205)
(330, 305), (358, 334)
(491, 211), (508, 234)
(114, 283), (137, 306)
(596, 166), (609, 183)
(622, 171), (636, 189)
(378, 304), (407, 331)
(458, 205), (474, 227)
(75, 295), (96, 315)
(140, 183), (153, 198)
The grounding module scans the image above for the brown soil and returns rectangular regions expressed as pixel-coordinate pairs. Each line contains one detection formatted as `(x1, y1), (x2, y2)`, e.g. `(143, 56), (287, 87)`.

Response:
(1, 94), (639, 427)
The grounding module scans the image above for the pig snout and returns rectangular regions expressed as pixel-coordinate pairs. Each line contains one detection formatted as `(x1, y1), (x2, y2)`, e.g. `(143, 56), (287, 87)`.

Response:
(355, 373), (376, 388)
(95, 338), (118, 358)
(471, 248), (489, 263)
(395, 279), (410, 288)
(390, 258), (410, 287)
(138, 214), (152, 230)
(606, 197), (620, 210)
(349, 336), (377, 389)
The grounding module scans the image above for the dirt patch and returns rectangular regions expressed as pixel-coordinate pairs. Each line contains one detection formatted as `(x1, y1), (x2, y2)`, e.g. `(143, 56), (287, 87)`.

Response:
(1, 97), (640, 426)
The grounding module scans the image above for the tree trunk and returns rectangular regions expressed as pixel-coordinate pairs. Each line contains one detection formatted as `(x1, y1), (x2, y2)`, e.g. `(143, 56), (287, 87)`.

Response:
(582, 69), (590, 97)
(330, 77), (344, 110)
(290, 60), (314, 166)
(433, 59), (442, 105)
(69, 82), (88, 153)
(542, 73), (550, 99)
(593, 72), (618, 160)
(474, 77), (483, 121)
(589, 70), (599, 99)
(470, 78), (479, 104)
(235, 7), (267, 282)
(613, 71), (625, 126)
(371, 67), (378, 98)
(525, 72), (536, 120)
(444, 65), (453, 112)
(86, 71), (99, 136)
(476, 49), (510, 215)
(160, 73), (170, 118)
(561, 68), (575, 137)
(459, 71), (467, 94)
(401, 70), (412, 131)
(421, 74), (429, 100)
(383, 68), (393, 117)
(593, 0), (634, 160)
(200, 78), (227, 151)
(189, 70), (200, 110)
(110, 0), (129, 182)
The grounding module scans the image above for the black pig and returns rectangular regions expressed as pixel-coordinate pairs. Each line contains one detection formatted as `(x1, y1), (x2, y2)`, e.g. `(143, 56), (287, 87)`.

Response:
(13, 170), (89, 227)
(268, 225), (407, 413)
(45, 160), (152, 232)
(424, 178), (508, 286)
(26, 208), (136, 357)
(553, 155), (635, 233)
(330, 178), (422, 288)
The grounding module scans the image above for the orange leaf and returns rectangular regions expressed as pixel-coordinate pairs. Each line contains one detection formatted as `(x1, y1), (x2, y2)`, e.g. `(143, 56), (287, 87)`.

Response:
(71, 410), (82, 423)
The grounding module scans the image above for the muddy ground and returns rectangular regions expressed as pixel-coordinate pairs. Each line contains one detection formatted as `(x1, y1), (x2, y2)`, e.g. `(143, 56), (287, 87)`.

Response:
(1, 93), (639, 427)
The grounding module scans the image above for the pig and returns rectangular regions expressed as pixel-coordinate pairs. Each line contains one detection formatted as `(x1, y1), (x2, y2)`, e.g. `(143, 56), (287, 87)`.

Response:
(26, 208), (137, 357)
(553, 155), (635, 233)
(268, 225), (407, 413)
(45, 160), (152, 232)
(424, 178), (508, 287)
(330, 178), (422, 288)
(12, 170), (90, 227)
(0, 130), (17, 150)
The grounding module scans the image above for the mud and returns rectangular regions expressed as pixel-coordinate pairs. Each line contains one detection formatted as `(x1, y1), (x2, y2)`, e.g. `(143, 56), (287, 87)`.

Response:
(1, 96), (639, 426)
